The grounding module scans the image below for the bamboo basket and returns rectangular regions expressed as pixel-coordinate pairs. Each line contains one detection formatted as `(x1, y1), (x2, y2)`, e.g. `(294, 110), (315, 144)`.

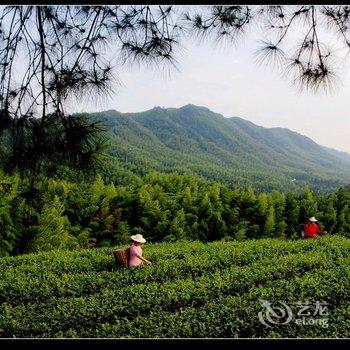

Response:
(113, 248), (130, 267)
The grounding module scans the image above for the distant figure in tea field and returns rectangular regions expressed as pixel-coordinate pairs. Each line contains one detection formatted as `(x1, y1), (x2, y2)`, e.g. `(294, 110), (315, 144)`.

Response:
(129, 234), (152, 267)
(302, 217), (327, 239)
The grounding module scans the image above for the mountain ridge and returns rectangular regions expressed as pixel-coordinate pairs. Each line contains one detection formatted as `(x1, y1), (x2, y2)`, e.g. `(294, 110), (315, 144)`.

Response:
(101, 105), (350, 157)
(80, 105), (350, 193)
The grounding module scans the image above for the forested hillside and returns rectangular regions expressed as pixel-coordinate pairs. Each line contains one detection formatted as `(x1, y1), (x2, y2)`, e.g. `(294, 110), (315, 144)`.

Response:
(82, 105), (350, 193)
(2, 105), (350, 257)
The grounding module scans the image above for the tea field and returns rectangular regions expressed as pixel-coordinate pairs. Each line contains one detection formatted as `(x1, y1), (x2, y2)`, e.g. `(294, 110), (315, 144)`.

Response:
(0, 236), (349, 338)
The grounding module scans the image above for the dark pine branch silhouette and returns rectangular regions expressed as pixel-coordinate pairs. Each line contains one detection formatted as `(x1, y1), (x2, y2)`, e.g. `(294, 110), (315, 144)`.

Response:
(0, 5), (181, 186)
(187, 5), (350, 92)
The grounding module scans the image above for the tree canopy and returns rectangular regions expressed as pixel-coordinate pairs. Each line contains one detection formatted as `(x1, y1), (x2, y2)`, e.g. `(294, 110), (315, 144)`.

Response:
(2, 169), (350, 257)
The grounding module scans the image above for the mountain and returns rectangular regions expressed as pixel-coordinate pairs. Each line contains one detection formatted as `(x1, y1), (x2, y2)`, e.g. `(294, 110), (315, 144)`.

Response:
(81, 104), (350, 193)
(321, 145), (350, 163)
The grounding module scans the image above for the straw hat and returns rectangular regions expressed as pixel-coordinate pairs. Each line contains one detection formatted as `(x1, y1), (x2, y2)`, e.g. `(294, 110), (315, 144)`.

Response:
(131, 234), (146, 243)
(309, 217), (317, 222)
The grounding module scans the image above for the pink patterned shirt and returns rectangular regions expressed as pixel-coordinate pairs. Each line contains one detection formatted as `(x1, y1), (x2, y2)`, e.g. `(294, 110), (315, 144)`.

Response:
(129, 244), (143, 267)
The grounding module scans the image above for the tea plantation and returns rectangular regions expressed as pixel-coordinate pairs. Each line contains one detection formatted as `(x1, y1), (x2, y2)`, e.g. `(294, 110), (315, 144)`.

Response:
(0, 236), (349, 338)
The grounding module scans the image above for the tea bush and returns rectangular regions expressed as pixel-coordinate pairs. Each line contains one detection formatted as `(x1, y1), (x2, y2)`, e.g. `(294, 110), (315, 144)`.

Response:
(0, 236), (349, 338)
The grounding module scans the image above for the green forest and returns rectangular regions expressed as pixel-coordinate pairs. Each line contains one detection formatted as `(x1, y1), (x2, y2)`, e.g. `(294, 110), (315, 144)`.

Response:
(2, 107), (350, 258)
(2, 168), (350, 257)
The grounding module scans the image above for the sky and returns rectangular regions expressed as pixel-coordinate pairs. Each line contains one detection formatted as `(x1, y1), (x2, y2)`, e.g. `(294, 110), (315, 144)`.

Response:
(71, 6), (350, 154)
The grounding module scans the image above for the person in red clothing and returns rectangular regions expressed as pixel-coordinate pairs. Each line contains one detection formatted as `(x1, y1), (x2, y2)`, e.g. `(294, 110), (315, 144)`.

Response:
(303, 217), (326, 239)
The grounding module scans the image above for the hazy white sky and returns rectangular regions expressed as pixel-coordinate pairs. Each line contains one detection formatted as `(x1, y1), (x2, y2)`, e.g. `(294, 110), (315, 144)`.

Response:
(74, 7), (350, 153)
